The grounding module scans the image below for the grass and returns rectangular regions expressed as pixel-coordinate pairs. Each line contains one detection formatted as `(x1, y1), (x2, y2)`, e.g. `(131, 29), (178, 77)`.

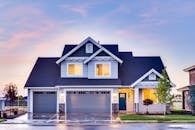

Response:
(120, 114), (195, 122)
(0, 119), (5, 122)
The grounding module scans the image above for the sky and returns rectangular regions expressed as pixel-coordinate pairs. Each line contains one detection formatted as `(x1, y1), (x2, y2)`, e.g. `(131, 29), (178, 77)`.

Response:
(0, 0), (195, 96)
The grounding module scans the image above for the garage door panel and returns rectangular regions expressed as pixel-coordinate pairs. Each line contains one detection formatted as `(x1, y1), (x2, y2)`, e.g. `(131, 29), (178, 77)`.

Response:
(33, 92), (57, 113)
(66, 91), (111, 113)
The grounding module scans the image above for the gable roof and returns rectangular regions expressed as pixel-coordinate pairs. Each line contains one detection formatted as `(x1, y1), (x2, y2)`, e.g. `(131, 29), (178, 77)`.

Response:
(84, 47), (123, 64)
(25, 52), (166, 87)
(62, 44), (119, 57)
(56, 37), (123, 64)
(130, 68), (163, 87)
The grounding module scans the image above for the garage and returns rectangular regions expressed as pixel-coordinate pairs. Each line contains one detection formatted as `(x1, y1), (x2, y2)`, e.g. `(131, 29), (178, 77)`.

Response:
(66, 91), (111, 120)
(33, 91), (57, 113)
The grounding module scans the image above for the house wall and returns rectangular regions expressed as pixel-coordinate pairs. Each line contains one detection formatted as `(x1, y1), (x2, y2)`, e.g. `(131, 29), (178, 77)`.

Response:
(88, 60), (118, 79)
(189, 69), (195, 85)
(60, 57), (118, 79)
(119, 88), (134, 112)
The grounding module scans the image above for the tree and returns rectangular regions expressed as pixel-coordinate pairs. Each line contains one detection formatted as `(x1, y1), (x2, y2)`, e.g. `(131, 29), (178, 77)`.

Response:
(155, 68), (171, 115)
(143, 99), (153, 114)
(4, 83), (18, 102)
(3, 83), (18, 115)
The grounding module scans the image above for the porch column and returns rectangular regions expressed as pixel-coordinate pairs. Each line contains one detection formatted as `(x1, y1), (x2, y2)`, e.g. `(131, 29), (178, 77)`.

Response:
(134, 88), (139, 113)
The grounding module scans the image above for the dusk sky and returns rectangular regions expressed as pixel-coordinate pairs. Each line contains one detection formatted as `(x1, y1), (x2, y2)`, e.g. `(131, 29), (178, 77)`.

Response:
(0, 0), (195, 96)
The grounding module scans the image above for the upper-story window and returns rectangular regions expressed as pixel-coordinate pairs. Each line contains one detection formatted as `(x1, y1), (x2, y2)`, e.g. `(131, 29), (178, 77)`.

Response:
(95, 63), (110, 77)
(67, 63), (83, 76)
(86, 43), (93, 53)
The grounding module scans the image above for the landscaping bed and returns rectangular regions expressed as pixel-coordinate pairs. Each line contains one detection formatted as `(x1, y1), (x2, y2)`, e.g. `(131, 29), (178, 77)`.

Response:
(120, 114), (195, 122)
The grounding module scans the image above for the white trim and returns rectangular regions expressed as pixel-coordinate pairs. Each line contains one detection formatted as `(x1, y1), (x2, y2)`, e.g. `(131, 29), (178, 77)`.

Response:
(56, 37), (101, 64)
(93, 56), (114, 60)
(65, 88), (113, 91)
(66, 57), (88, 61)
(84, 48), (103, 64)
(136, 81), (159, 88)
(56, 85), (119, 88)
(134, 88), (139, 103)
(56, 89), (59, 113)
(84, 47), (123, 64)
(131, 68), (163, 88)
(29, 89), (33, 113)
(66, 63), (83, 77)
(94, 62), (111, 78)
(26, 87), (57, 89)
(184, 65), (195, 72)
(56, 37), (123, 64)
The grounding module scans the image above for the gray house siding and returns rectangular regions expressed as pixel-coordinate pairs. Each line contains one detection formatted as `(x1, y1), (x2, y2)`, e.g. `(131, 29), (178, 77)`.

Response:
(88, 60), (118, 79)
(61, 60), (88, 78)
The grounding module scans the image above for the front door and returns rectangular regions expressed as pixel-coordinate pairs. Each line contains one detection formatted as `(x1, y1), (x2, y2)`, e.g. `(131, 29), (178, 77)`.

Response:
(119, 93), (126, 110)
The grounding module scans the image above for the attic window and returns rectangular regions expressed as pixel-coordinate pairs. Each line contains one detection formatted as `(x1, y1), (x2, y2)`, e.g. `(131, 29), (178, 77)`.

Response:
(149, 73), (156, 80)
(86, 43), (93, 53)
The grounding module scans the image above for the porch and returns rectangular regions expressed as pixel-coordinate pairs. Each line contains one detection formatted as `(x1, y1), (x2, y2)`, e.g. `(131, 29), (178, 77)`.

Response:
(119, 87), (165, 114)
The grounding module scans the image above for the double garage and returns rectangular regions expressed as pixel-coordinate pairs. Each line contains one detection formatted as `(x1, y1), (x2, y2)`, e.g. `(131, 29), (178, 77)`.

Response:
(33, 90), (111, 119)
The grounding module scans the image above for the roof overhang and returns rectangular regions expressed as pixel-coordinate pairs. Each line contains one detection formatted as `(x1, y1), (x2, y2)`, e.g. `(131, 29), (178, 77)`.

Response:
(56, 37), (123, 64)
(84, 48), (123, 64)
(183, 65), (195, 72)
(131, 68), (175, 88)
(177, 86), (190, 91)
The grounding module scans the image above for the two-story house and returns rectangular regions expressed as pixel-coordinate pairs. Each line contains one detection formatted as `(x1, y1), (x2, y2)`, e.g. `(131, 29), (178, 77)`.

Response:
(25, 37), (170, 120)
(178, 65), (195, 111)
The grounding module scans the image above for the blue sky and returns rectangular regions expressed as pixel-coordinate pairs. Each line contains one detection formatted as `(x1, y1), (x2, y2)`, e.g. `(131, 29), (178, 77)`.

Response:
(0, 0), (195, 95)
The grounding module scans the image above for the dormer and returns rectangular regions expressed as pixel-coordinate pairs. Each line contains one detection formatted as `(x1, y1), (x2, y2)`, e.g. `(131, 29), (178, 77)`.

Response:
(56, 37), (123, 79)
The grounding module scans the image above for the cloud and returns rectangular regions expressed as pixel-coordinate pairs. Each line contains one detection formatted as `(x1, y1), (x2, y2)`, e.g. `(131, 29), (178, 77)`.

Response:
(0, 20), (56, 49)
(115, 28), (162, 44)
(60, 3), (90, 17)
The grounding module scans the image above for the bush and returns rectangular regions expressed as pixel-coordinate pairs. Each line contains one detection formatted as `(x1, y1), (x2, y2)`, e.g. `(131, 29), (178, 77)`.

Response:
(143, 99), (153, 106)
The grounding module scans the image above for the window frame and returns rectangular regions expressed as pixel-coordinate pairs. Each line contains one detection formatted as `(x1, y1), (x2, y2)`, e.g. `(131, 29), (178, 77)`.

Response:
(95, 62), (111, 78)
(67, 63), (83, 77)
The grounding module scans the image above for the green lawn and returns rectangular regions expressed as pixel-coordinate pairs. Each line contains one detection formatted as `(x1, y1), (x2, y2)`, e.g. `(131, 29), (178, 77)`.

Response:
(0, 119), (5, 122)
(120, 114), (195, 122)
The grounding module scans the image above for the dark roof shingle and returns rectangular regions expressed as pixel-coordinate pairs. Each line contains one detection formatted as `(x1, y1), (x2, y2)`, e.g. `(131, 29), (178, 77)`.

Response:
(25, 45), (165, 87)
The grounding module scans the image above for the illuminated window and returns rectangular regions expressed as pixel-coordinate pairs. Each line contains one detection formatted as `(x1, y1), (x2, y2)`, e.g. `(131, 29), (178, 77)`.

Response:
(67, 63), (82, 76)
(96, 63), (110, 77)
(142, 89), (157, 103)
